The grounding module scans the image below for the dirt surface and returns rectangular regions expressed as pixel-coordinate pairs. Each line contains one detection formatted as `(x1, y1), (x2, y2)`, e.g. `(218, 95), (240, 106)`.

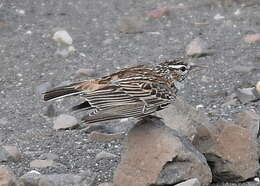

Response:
(0, 0), (260, 184)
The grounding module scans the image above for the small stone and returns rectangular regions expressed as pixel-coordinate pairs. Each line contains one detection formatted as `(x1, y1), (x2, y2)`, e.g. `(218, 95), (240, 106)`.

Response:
(30, 160), (55, 168)
(175, 178), (201, 186)
(196, 104), (204, 110)
(39, 153), (59, 161)
(95, 151), (117, 161)
(16, 9), (25, 15)
(88, 131), (125, 142)
(256, 81), (260, 96)
(186, 37), (210, 57)
(243, 34), (260, 43)
(236, 87), (258, 104)
(2, 146), (21, 161)
(214, 14), (224, 20)
(118, 16), (145, 34)
(232, 65), (255, 73)
(35, 82), (52, 95)
(0, 167), (17, 186)
(147, 7), (170, 19)
(75, 68), (96, 77)
(53, 114), (78, 130)
(52, 30), (73, 45)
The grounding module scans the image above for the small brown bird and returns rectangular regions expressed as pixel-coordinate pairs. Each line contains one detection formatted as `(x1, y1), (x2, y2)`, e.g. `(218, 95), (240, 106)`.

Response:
(43, 57), (204, 124)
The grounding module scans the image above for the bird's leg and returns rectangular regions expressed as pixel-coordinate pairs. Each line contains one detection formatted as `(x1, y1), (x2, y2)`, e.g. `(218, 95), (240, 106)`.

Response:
(141, 99), (149, 114)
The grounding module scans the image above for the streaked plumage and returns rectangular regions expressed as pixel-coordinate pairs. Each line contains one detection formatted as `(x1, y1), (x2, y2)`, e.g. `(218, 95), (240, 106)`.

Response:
(43, 57), (202, 124)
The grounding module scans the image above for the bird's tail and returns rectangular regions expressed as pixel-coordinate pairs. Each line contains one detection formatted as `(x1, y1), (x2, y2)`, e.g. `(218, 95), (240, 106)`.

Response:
(43, 84), (81, 101)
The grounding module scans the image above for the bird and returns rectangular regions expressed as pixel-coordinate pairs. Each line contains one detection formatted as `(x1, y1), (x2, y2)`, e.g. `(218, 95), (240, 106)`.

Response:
(43, 57), (205, 124)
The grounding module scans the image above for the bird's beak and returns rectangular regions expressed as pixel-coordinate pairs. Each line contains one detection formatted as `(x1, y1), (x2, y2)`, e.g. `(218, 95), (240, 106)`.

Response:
(189, 64), (208, 71)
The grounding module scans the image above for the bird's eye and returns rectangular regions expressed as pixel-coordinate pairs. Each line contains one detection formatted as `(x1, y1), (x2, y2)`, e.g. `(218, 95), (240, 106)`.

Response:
(180, 67), (186, 72)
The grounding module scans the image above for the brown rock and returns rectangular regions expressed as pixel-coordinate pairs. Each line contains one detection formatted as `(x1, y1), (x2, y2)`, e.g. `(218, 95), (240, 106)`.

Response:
(88, 131), (125, 142)
(113, 117), (212, 186)
(243, 34), (260, 43)
(234, 111), (260, 139)
(0, 167), (16, 186)
(30, 160), (55, 168)
(199, 120), (259, 182)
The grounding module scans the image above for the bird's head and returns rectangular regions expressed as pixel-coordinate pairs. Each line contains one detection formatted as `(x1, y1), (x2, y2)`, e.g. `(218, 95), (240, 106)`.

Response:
(157, 57), (207, 82)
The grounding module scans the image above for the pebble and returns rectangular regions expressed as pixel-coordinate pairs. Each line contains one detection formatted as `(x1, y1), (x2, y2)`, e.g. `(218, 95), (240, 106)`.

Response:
(232, 65), (255, 73)
(52, 30), (73, 45)
(75, 68), (96, 77)
(243, 34), (260, 43)
(2, 146), (21, 161)
(186, 37), (210, 57)
(95, 151), (117, 161)
(53, 114), (79, 130)
(30, 160), (55, 168)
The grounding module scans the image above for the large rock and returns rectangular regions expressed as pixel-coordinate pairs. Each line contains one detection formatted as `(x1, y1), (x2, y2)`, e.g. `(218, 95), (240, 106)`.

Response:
(113, 116), (212, 186)
(0, 167), (17, 186)
(194, 120), (259, 182)
(156, 97), (212, 141)
(234, 111), (260, 139)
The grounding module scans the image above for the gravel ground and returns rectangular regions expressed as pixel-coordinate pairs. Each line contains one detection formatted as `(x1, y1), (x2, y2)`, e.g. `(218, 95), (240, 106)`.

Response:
(0, 0), (260, 184)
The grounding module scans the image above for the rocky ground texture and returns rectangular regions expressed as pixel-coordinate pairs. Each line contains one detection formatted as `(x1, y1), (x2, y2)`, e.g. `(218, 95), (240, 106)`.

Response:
(0, 0), (260, 185)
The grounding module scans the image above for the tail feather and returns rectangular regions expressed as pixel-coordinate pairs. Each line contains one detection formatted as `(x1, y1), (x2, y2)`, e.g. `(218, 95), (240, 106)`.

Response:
(43, 86), (81, 101)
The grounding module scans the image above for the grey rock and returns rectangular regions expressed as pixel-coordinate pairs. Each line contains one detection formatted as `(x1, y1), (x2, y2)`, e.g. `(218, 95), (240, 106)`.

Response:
(75, 68), (96, 77)
(0, 167), (17, 186)
(232, 65), (255, 73)
(236, 87), (258, 104)
(53, 114), (79, 130)
(156, 97), (211, 142)
(186, 37), (212, 57)
(95, 151), (117, 161)
(0, 146), (21, 162)
(175, 178), (201, 186)
(113, 116), (212, 186)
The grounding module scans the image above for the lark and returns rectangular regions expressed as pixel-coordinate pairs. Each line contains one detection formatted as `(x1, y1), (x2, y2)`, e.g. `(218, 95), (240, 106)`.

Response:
(43, 57), (205, 124)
